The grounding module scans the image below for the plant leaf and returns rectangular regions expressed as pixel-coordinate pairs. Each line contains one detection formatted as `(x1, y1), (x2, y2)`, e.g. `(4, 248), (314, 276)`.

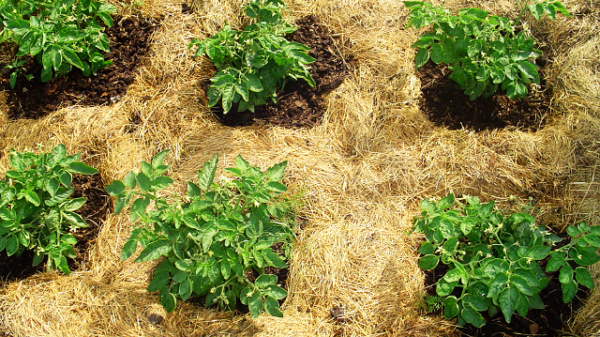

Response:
(198, 154), (219, 191)
(135, 239), (172, 263)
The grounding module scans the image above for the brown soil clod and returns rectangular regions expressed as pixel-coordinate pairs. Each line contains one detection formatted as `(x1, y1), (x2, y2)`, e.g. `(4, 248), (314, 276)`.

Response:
(0, 15), (161, 120)
(210, 15), (354, 128)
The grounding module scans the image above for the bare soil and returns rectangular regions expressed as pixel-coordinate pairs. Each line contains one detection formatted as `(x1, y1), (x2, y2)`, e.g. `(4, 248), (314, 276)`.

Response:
(417, 60), (552, 132)
(0, 15), (160, 119)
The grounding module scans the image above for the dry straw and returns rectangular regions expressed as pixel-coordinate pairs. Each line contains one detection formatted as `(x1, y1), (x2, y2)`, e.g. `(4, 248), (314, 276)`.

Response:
(1, 0), (599, 336)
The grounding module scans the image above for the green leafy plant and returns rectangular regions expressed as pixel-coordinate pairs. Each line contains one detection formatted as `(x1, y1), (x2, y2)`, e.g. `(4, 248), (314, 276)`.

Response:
(416, 292), (444, 313)
(0, 144), (99, 274)
(405, 0), (571, 100)
(2, 58), (34, 88)
(410, 194), (600, 328)
(0, 0), (116, 88)
(188, 0), (316, 114)
(106, 151), (299, 318)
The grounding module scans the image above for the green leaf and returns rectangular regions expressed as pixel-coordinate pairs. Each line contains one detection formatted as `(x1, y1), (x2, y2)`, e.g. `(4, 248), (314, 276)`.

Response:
(151, 149), (170, 168)
(583, 234), (600, 247)
(510, 275), (533, 296)
(45, 178), (60, 197)
(63, 197), (87, 212)
(135, 239), (171, 263)
(527, 246), (551, 260)
(187, 182), (202, 197)
(552, 1), (571, 17)
(198, 154), (218, 191)
(22, 190), (41, 206)
(136, 173), (152, 191)
(418, 254), (439, 270)
(443, 296), (459, 319)
(266, 182), (287, 194)
(546, 252), (565, 272)
(106, 180), (125, 196)
(264, 250), (288, 269)
(575, 267), (595, 289)
(266, 161), (287, 181)
(152, 176), (174, 190)
(487, 273), (509, 301)
(517, 61), (539, 84)
(266, 285), (287, 300)
(461, 305), (486, 328)
(415, 48), (430, 69)
(121, 239), (138, 261)
(6, 235), (19, 256)
(566, 226), (580, 237)
(62, 49), (84, 70)
(264, 297), (283, 317)
(529, 3), (544, 20)
(63, 211), (89, 228)
(256, 274), (277, 289)
(499, 287), (518, 323)
(559, 265), (574, 284)
(418, 242), (435, 255)
(130, 197), (150, 222)
(438, 194), (455, 209)
(179, 278), (193, 301)
(246, 74), (264, 92)
(431, 43), (444, 64)
(69, 162), (98, 175)
(562, 279), (578, 303)
(160, 288), (177, 312)
(248, 291), (263, 319)
(436, 278), (457, 297)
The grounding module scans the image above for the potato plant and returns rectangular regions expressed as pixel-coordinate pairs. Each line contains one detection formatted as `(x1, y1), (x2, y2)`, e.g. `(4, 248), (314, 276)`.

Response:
(0, 0), (116, 88)
(0, 144), (98, 275)
(411, 194), (600, 328)
(106, 151), (299, 318)
(405, 0), (571, 100)
(188, 0), (315, 114)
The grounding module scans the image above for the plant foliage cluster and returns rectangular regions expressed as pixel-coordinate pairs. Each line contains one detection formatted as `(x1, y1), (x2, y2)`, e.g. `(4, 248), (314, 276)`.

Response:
(188, 0), (316, 114)
(0, 0), (116, 88)
(0, 144), (98, 275)
(405, 0), (571, 100)
(106, 151), (298, 318)
(411, 194), (600, 328)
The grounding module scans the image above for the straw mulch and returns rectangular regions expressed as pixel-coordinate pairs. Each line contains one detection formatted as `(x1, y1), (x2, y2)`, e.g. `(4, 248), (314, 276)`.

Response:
(1, 0), (599, 336)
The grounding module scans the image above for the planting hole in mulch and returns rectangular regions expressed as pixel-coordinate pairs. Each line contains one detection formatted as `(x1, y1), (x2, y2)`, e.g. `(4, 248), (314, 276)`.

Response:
(209, 15), (354, 128)
(0, 173), (112, 281)
(421, 235), (591, 336)
(417, 59), (553, 132)
(0, 15), (160, 120)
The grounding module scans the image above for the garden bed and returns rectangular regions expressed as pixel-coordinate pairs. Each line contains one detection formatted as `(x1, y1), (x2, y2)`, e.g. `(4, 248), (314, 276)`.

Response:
(1, 0), (599, 336)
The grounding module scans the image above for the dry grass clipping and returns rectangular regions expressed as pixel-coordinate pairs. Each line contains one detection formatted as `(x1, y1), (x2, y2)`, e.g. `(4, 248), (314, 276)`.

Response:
(1, 0), (600, 336)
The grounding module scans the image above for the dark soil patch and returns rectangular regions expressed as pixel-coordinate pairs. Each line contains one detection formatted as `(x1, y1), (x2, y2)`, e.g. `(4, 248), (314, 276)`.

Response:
(210, 15), (354, 128)
(421, 237), (591, 336)
(417, 60), (552, 132)
(0, 174), (112, 281)
(0, 15), (160, 120)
